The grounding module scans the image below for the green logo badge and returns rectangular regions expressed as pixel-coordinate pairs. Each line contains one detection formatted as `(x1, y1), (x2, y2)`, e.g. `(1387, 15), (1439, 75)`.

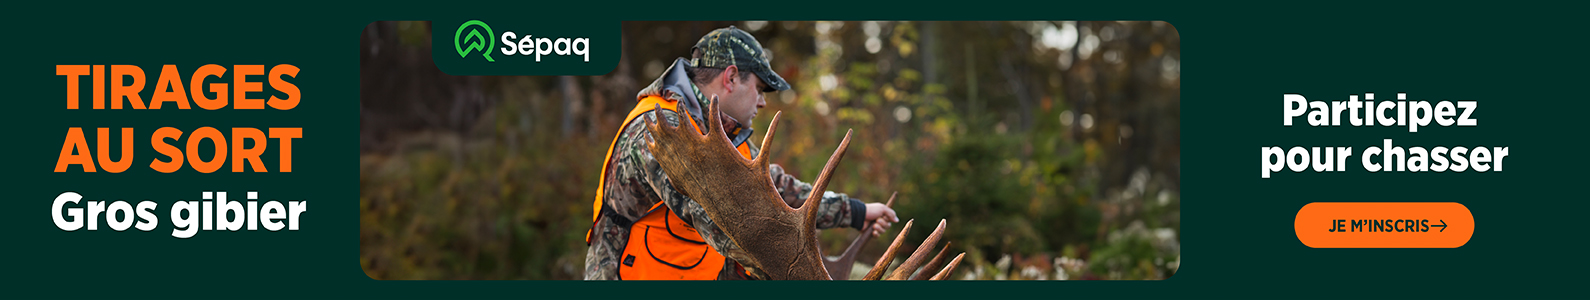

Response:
(455, 20), (495, 62)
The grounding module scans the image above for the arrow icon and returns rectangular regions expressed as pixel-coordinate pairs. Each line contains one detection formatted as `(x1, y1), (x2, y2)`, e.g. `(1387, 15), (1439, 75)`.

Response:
(1430, 219), (1447, 232)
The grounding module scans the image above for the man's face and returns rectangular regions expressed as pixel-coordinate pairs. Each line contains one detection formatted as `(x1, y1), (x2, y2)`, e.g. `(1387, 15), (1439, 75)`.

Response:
(719, 66), (767, 126)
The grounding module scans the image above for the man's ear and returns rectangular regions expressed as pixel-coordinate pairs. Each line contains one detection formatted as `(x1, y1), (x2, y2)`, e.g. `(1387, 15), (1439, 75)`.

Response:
(722, 65), (739, 92)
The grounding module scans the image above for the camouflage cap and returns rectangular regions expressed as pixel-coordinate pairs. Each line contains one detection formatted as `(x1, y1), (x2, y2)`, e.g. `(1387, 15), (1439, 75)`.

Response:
(691, 26), (790, 92)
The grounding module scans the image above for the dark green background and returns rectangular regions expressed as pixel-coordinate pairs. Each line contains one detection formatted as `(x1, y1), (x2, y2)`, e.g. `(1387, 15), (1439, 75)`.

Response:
(3, 1), (1581, 298)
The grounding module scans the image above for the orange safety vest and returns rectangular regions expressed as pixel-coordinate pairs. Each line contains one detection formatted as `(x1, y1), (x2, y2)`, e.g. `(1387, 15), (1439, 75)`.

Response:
(588, 95), (752, 280)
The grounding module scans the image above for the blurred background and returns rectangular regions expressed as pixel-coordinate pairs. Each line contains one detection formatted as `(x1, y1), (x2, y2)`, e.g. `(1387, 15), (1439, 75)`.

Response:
(359, 21), (1179, 280)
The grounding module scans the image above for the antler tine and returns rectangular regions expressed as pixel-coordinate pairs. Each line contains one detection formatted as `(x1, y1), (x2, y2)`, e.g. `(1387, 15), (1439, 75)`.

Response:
(928, 253), (965, 280)
(704, 96), (747, 152)
(702, 96), (721, 136)
(753, 111), (782, 168)
(643, 103), (670, 144)
(799, 129), (852, 229)
(910, 241), (953, 280)
(647, 101), (700, 143)
(885, 219), (947, 280)
(862, 219), (913, 280)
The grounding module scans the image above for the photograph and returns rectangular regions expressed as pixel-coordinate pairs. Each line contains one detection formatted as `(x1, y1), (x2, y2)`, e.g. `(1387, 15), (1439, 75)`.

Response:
(358, 20), (1181, 280)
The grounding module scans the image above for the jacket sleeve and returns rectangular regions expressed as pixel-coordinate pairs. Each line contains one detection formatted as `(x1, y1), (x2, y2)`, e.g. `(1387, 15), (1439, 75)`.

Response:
(769, 164), (867, 230)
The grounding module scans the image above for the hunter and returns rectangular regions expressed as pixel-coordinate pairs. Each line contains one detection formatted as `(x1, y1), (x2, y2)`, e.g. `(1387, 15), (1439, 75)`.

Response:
(584, 26), (897, 280)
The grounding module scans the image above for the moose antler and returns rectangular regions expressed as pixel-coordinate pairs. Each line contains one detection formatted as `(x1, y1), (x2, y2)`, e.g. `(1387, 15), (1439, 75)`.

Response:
(644, 98), (961, 280)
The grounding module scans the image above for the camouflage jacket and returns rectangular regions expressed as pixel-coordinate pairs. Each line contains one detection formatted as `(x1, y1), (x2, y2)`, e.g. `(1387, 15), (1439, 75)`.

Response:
(584, 59), (866, 280)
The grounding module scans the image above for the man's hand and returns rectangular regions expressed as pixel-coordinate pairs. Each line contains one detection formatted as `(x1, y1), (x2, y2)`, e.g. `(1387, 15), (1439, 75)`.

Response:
(863, 202), (898, 237)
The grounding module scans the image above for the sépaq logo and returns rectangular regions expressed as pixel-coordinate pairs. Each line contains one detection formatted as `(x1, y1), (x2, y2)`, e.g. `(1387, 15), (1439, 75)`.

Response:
(454, 19), (590, 63)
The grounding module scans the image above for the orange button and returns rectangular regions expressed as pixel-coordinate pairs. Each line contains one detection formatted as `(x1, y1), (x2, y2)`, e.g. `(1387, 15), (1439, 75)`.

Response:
(1294, 202), (1473, 248)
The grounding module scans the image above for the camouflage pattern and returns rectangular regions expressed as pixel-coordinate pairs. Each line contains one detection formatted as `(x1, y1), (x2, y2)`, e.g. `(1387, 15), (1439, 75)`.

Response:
(691, 26), (790, 92)
(584, 91), (863, 281)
